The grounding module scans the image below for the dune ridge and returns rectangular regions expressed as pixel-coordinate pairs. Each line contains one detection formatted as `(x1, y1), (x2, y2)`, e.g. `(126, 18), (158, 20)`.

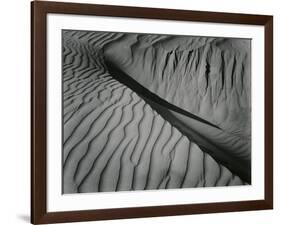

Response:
(62, 30), (250, 193)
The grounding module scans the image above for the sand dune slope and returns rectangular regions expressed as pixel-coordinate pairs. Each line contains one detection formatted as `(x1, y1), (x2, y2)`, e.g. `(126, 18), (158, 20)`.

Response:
(62, 30), (249, 193)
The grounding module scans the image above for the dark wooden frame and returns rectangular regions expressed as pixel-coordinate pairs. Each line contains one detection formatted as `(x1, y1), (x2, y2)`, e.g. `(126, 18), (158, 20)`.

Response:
(31, 1), (273, 224)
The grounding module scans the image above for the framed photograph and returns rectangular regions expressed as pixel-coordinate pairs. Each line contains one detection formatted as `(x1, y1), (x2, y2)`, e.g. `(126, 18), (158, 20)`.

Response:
(31, 1), (273, 224)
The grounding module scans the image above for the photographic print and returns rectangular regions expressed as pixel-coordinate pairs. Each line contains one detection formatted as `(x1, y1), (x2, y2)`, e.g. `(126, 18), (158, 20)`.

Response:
(62, 30), (251, 194)
(31, 2), (273, 223)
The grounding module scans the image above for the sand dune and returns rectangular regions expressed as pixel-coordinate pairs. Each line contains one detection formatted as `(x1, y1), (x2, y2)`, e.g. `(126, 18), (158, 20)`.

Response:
(62, 30), (250, 193)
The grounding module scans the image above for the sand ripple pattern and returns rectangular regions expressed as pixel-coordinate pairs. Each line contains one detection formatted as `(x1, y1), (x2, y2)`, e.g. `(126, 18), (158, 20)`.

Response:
(62, 31), (248, 193)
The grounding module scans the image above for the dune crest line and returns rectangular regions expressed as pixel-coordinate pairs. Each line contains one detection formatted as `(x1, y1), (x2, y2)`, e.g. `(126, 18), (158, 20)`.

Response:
(62, 30), (251, 193)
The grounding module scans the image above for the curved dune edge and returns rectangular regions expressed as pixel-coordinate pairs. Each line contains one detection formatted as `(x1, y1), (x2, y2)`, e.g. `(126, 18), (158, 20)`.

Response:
(62, 30), (250, 194)
(105, 60), (250, 183)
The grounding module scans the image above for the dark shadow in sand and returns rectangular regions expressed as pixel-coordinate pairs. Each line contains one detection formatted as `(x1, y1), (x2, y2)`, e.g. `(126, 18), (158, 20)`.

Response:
(105, 59), (251, 184)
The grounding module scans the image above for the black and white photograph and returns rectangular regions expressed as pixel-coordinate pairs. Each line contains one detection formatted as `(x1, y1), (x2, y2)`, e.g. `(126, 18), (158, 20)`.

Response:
(62, 30), (251, 194)
(27, 1), (274, 224)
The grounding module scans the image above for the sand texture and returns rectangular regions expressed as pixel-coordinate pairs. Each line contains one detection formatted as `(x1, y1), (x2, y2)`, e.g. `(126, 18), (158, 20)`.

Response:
(62, 30), (251, 193)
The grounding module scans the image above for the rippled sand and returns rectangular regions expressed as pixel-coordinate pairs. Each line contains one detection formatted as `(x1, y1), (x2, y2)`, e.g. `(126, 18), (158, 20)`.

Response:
(62, 30), (251, 194)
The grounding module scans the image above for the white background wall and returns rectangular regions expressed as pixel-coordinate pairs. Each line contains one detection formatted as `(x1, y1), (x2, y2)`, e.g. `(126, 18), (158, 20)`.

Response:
(0, 0), (279, 224)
